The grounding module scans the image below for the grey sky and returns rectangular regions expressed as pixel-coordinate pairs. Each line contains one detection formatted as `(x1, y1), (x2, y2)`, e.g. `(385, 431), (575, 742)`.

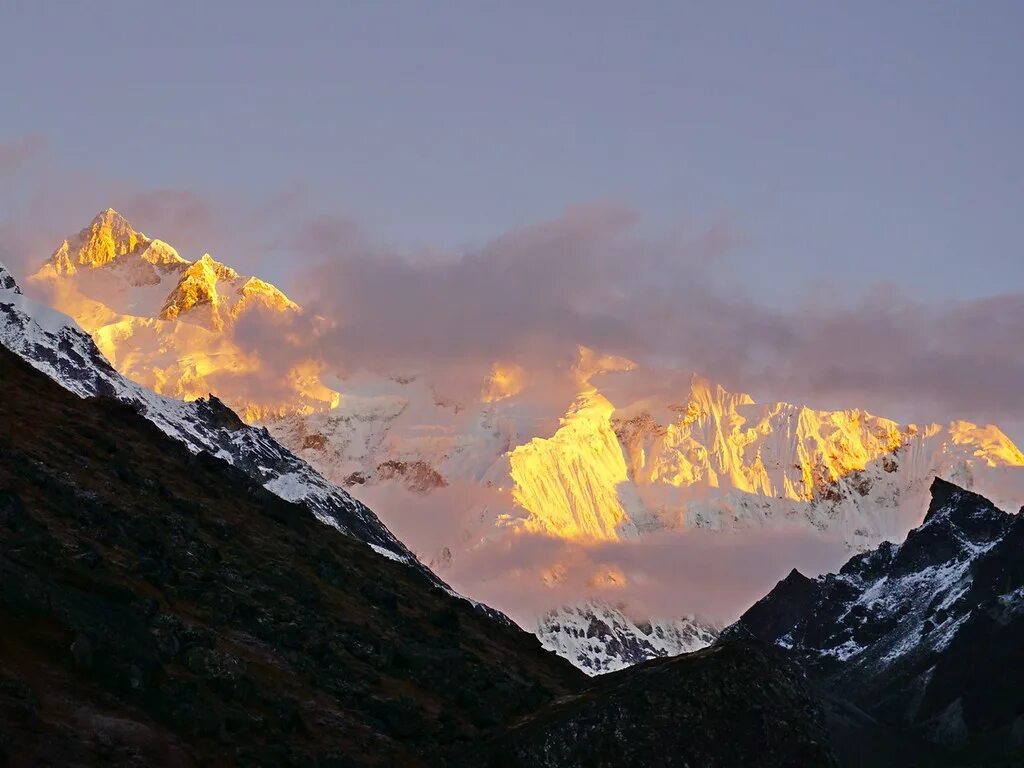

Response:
(2, 0), (1022, 302)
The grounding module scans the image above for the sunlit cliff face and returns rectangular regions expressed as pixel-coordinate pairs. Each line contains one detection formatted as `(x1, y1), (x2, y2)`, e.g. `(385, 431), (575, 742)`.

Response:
(30, 210), (1024, 573)
(29, 209), (338, 420)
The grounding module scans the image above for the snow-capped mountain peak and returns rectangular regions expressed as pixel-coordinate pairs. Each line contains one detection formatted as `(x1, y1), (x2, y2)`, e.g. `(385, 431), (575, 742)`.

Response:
(0, 263), (22, 294)
(35, 208), (187, 280)
(158, 252), (296, 328)
(27, 210), (325, 418)
(536, 600), (718, 675)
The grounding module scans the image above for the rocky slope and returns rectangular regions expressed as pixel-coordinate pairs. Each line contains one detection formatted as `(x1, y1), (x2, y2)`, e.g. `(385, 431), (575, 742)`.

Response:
(472, 640), (836, 768)
(1, 260), (408, 562)
(728, 478), (1024, 763)
(0, 342), (837, 766)
(536, 601), (718, 675)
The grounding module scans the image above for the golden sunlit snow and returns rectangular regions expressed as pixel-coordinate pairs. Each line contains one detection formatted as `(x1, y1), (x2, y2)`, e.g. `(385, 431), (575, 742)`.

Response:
(29, 210), (1024, 556)
(30, 209), (335, 419)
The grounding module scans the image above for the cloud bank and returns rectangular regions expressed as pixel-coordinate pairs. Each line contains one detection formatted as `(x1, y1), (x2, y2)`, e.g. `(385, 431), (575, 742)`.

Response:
(259, 201), (1024, 442)
(358, 480), (850, 627)
(446, 528), (850, 628)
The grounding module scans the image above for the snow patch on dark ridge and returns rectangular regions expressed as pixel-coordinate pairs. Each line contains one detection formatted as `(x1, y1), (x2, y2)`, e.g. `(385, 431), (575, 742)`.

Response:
(728, 477), (1024, 754)
(0, 263), (448, 580)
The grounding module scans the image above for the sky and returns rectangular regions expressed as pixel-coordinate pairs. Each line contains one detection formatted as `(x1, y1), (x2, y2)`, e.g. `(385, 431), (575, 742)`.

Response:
(2, 1), (1023, 434)
(3, 1), (1023, 296)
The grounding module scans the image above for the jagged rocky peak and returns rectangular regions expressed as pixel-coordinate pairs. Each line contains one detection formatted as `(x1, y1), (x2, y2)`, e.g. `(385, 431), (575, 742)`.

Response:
(75, 207), (140, 262)
(159, 253), (297, 326)
(727, 477), (1024, 754)
(0, 262), (22, 294)
(159, 253), (237, 321)
(733, 567), (823, 644)
(923, 476), (1008, 526)
(34, 208), (187, 285)
(46, 208), (140, 273)
(36, 209), (299, 323)
(888, 477), (1012, 577)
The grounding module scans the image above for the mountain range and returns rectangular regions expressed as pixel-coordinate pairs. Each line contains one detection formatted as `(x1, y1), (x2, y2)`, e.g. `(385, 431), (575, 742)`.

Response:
(31, 212), (1024, 559)
(0, 265), (835, 766)
(30, 208), (334, 421)
(20, 209), (1024, 672)
(536, 601), (718, 675)
(3, 224), (1023, 763)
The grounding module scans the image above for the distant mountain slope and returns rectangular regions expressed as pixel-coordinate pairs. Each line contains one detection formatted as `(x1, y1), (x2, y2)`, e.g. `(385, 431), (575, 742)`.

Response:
(0, 343), (836, 766)
(728, 478), (1024, 762)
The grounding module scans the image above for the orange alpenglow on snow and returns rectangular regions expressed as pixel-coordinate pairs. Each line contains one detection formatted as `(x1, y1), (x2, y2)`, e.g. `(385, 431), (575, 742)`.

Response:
(29, 209), (335, 421)
(28, 211), (1024, 561)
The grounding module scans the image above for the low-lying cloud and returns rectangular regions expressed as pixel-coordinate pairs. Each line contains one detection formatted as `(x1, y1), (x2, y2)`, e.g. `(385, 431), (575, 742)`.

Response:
(258, 202), (1024, 441)
(443, 527), (850, 628)
(356, 481), (850, 628)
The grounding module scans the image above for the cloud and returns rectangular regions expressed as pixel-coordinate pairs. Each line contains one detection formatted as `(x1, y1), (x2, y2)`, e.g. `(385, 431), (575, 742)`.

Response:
(438, 526), (849, 628)
(112, 188), (218, 258)
(260, 201), (1024, 440)
(6, 130), (1018, 437)
(354, 479), (851, 628)
(246, 202), (737, 403)
(4, 131), (1022, 436)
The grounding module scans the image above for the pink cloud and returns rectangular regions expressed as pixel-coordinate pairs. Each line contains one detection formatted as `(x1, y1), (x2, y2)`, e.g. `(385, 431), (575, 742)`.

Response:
(439, 527), (849, 628)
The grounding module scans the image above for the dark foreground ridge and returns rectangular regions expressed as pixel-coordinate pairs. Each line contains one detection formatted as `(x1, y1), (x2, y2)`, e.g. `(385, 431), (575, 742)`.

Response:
(0, 345), (835, 767)
(471, 640), (832, 767)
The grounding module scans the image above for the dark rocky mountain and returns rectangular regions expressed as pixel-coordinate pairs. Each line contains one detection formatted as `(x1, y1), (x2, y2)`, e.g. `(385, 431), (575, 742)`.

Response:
(0, 344), (836, 766)
(478, 640), (833, 767)
(728, 478), (1024, 766)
